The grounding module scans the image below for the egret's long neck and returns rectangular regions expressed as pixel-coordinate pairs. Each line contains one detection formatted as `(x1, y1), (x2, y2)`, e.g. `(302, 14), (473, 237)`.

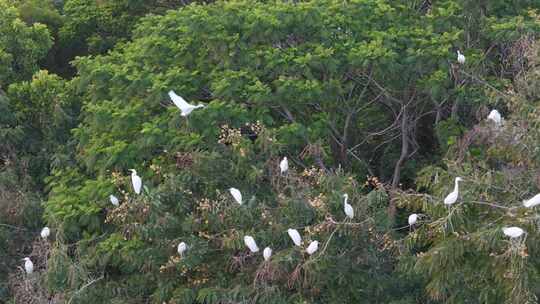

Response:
(453, 180), (460, 193)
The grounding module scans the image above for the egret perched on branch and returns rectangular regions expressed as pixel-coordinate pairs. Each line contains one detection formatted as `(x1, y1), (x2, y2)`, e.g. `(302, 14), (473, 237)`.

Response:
(444, 177), (463, 206)
(244, 236), (259, 253)
(343, 194), (354, 219)
(22, 257), (33, 274)
(263, 247), (272, 261)
(457, 50), (466, 64)
(502, 227), (525, 238)
(40, 227), (50, 239)
(110, 194), (119, 207)
(487, 109), (502, 126)
(177, 242), (187, 256)
(287, 228), (302, 246)
(229, 188), (242, 205)
(408, 214), (418, 226)
(280, 157), (288, 174)
(523, 194), (540, 208)
(168, 90), (205, 117)
(129, 169), (142, 195)
(306, 241), (319, 255)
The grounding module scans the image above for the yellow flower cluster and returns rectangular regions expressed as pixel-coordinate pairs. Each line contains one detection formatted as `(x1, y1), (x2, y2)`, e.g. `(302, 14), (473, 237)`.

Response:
(218, 124), (242, 146)
(365, 175), (383, 189)
(308, 193), (325, 209)
(246, 120), (263, 135)
(379, 233), (397, 252)
(111, 171), (124, 186)
(196, 197), (213, 212)
(105, 202), (130, 224)
(188, 277), (209, 286)
(105, 199), (151, 225)
(261, 209), (271, 219)
(301, 166), (325, 185)
(306, 220), (332, 235)
(149, 163), (161, 174)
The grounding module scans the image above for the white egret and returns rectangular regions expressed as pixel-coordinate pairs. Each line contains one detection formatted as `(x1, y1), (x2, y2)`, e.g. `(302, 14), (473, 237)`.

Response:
(287, 228), (302, 246)
(168, 90), (205, 117)
(40, 227), (50, 239)
(177, 242), (187, 256)
(229, 188), (242, 205)
(280, 157), (288, 174)
(523, 193), (540, 208)
(502, 226), (525, 238)
(343, 194), (354, 219)
(306, 240), (319, 255)
(110, 194), (119, 207)
(444, 177), (463, 206)
(263, 247), (272, 261)
(23, 257), (33, 274)
(408, 214), (418, 226)
(129, 169), (142, 195)
(244, 235), (259, 253)
(487, 109), (502, 126)
(457, 50), (466, 64)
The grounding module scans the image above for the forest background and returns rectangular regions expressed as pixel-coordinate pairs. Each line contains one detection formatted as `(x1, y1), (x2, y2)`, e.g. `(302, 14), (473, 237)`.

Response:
(1, 0), (540, 303)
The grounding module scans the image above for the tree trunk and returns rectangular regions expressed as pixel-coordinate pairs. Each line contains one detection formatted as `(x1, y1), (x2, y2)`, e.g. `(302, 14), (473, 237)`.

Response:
(339, 112), (353, 165)
(388, 105), (410, 223)
(435, 103), (442, 125)
(451, 99), (459, 120)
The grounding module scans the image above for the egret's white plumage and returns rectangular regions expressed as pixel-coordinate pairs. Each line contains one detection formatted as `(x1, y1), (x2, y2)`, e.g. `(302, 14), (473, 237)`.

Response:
(487, 109), (502, 126)
(280, 157), (288, 174)
(457, 50), (466, 64)
(408, 214), (418, 226)
(263, 247), (272, 261)
(444, 177), (463, 206)
(168, 90), (205, 117)
(177, 242), (187, 256)
(502, 227), (525, 238)
(523, 193), (540, 208)
(287, 228), (302, 246)
(306, 241), (319, 255)
(129, 169), (142, 195)
(110, 194), (119, 207)
(40, 227), (50, 239)
(23, 257), (33, 274)
(343, 194), (354, 219)
(229, 188), (242, 205)
(244, 235), (259, 253)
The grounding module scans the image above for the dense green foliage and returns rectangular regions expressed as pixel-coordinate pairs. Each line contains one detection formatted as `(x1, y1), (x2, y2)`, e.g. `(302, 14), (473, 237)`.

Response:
(0, 1), (52, 87)
(1, 0), (539, 303)
(59, 0), (185, 56)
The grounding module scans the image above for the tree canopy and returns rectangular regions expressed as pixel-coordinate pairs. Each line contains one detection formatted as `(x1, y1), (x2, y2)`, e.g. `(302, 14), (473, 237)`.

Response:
(1, 0), (540, 303)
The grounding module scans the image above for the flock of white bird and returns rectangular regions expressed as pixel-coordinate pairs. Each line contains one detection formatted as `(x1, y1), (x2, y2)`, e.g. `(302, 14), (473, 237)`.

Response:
(407, 166), (533, 239)
(205, 156), (320, 260)
(20, 51), (525, 275)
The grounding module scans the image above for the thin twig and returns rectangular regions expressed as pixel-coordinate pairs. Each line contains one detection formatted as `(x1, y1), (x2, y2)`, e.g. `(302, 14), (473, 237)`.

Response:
(67, 275), (104, 304)
(0, 223), (28, 231)
(469, 200), (517, 210)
